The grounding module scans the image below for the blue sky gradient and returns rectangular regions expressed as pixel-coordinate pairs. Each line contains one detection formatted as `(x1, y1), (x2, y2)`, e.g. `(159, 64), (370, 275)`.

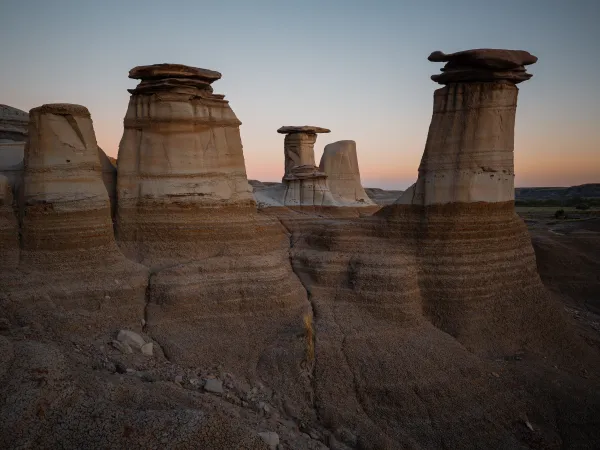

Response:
(1, 0), (598, 188)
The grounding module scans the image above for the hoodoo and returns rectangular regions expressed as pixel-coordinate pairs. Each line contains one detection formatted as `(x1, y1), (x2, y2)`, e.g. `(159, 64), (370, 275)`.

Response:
(319, 140), (375, 206)
(253, 125), (339, 207)
(3, 103), (147, 334)
(397, 48), (537, 205)
(116, 64), (255, 263)
(115, 64), (309, 380)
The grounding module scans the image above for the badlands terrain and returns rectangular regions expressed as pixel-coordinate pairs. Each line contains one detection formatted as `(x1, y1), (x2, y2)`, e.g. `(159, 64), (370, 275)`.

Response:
(0, 49), (599, 449)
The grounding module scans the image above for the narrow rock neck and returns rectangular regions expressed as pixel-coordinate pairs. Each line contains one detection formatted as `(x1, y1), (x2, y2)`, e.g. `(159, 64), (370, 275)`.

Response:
(413, 82), (519, 205)
(284, 133), (318, 177)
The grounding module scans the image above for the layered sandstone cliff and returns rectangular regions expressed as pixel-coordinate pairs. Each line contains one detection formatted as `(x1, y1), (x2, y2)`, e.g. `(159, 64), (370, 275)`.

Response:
(319, 140), (375, 206)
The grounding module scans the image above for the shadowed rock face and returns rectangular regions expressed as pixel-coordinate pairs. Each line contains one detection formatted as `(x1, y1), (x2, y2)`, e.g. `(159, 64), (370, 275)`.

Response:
(0, 174), (18, 268)
(0, 104), (28, 197)
(319, 140), (375, 206)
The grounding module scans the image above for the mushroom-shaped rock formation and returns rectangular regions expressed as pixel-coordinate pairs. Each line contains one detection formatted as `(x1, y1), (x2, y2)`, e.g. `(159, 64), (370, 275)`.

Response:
(396, 48), (536, 206)
(116, 64), (310, 386)
(2, 104), (148, 336)
(318, 140), (375, 206)
(116, 63), (255, 261)
(284, 49), (593, 446)
(254, 126), (339, 208)
(0, 104), (28, 196)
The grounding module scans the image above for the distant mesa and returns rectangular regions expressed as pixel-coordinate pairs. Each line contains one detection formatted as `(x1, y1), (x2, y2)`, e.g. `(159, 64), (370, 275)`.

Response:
(428, 48), (537, 84)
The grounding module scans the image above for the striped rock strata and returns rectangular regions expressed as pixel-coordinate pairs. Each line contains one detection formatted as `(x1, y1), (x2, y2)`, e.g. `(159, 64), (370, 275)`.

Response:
(116, 65), (310, 391)
(318, 140), (375, 206)
(285, 49), (592, 447)
(1, 104), (147, 336)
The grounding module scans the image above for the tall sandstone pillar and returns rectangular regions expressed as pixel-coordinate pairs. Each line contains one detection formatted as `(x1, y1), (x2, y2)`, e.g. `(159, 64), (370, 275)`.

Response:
(4, 104), (147, 335)
(115, 65), (309, 382)
(396, 49), (568, 353)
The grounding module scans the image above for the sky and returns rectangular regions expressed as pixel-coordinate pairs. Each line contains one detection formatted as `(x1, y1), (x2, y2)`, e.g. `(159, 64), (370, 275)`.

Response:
(1, 0), (598, 189)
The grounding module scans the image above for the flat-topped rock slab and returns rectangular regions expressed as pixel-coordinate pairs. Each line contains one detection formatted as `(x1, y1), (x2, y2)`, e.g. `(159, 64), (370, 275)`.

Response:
(277, 126), (330, 134)
(129, 63), (222, 82)
(429, 48), (537, 84)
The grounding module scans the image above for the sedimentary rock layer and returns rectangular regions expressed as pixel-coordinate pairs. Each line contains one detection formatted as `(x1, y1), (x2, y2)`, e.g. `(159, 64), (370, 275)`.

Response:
(116, 64), (254, 262)
(319, 140), (375, 206)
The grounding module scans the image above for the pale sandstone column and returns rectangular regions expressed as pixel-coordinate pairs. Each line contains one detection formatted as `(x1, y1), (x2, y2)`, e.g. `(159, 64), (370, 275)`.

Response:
(22, 104), (114, 254)
(319, 140), (375, 206)
(0, 104), (28, 198)
(396, 49), (537, 205)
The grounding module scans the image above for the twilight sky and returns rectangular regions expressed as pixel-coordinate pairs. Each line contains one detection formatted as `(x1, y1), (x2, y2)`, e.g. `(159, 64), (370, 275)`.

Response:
(1, 0), (598, 189)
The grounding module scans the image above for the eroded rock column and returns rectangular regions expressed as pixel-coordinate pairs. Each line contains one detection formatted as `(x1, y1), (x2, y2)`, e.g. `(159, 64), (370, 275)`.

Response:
(278, 126), (337, 207)
(319, 140), (375, 206)
(116, 64), (255, 263)
(22, 104), (114, 255)
(4, 103), (147, 335)
(115, 65), (309, 388)
(397, 49), (537, 205)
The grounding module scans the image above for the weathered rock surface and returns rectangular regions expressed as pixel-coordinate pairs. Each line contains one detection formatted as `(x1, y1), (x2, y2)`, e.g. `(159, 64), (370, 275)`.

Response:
(318, 140), (375, 206)
(280, 49), (600, 448)
(98, 147), (116, 218)
(115, 65), (310, 409)
(1, 103), (147, 337)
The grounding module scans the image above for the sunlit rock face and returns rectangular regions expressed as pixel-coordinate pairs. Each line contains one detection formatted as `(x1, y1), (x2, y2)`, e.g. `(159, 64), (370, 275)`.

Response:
(396, 49), (537, 206)
(3, 103), (148, 336)
(0, 104), (28, 196)
(115, 65), (310, 392)
(318, 140), (375, 206)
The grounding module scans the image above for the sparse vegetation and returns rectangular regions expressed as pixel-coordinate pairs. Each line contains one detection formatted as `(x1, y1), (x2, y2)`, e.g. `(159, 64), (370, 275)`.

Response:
(554, 209), (566, 219)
